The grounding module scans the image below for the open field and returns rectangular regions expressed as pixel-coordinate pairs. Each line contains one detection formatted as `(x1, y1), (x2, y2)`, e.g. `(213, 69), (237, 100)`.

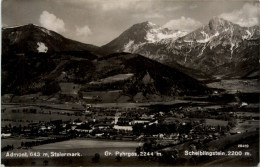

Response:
(90, 73), (134, 84)
(230, 120), (259, 133)
(33, 139), (142, 157)
(59, 82), (81, 95)
(206, 79), (259, 93)
(1, 103), (88, 126)
(1, 109), (86, 126)
(205, 119), (228, 126)
(82, 90), (125, 103)
(2, 139), (142, 158)
(34, 139), (142, 149)
(1, 138), (41, 148)
(2, 102), (84, 110)
(1, 139), (163, 166)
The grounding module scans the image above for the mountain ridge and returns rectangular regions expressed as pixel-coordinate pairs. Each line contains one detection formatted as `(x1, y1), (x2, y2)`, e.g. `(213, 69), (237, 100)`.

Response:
(1, 25), (211, 101)
(2, 23), (99, 56)
(102, 21), (187, 53)
(102, 17), (260, 79)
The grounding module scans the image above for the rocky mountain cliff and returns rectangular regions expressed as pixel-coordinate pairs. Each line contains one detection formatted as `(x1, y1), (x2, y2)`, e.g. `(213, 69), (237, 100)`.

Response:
(102, 18), (260, 79)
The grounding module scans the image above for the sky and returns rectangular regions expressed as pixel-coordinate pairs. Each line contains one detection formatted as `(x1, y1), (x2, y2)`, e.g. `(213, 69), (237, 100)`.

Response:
(2, 0), (259, 46)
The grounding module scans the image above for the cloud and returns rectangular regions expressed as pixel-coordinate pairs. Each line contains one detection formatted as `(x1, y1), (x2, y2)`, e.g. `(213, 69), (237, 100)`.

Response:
(189, 4), (198, 9)
(101, 1), (130, 11)
(163, 16), (202, 32)
(60, 0), (153, 12)
(54, 0), (135, 10)
(52, 0), (177, 14)
(39, 11), (65, 33)
(220, 3), (259, 27)
(97, 0), (154, 11)
(164, 6), (182, 12)
(76, 25), (92, 37)
(1, 22), (8, 27)
(133, 12), (164, 19)
(144, 13), (164, 19)
(73, 25), (92, 43)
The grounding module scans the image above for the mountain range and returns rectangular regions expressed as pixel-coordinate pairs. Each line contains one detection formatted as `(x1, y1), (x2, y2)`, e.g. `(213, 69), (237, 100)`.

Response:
(102, 17), (260, 79)
(1, 24), (211, 102)
(2, 17), (259, 101)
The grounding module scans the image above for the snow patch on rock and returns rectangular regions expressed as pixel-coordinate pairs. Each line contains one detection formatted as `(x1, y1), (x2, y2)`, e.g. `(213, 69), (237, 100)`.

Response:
(123, 40), (145, 52)
(145, 28), (187, 43)
(242, 30), (254, 40)
(37, 42), (48, 53)
(39, 27), (52, 36)
(197, 31), (219, 43)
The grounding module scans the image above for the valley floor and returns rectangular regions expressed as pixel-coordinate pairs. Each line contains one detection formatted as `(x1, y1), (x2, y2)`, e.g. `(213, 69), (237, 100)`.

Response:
(1, 79), (259, 166)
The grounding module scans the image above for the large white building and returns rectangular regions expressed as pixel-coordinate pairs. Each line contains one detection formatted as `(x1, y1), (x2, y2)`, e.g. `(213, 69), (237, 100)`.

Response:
(113, 125), (133, 131)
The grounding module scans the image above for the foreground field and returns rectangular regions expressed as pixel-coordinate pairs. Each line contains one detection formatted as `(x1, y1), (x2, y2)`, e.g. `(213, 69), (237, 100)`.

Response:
(206, 79), (259, 94)
(33, 139), (142, 157)
(2, 139), (169, 166)
(1, 78), (259, 166)
(2, 139), (142, 157)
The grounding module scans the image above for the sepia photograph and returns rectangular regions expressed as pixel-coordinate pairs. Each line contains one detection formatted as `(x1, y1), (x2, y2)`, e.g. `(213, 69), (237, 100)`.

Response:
(1, 0), (259, 166)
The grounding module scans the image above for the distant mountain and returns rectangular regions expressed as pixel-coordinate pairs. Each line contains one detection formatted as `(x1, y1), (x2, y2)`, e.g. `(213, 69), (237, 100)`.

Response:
(2, 24), (99, 56)
(1, 24), (98, 95)
(102, 21), (187, 56)
(1, 51), (211, 102)
(1, 23), (211, 102)
(82, 53), (211, 99)
(102, 18), (260, 79)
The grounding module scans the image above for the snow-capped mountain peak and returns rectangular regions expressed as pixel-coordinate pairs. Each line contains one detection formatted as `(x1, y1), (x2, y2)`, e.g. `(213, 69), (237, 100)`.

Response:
(145, 25), (187, 43)
(102, 21), (187, 53)
(146, 21), (157, 27)
(102, 18), (259, 79)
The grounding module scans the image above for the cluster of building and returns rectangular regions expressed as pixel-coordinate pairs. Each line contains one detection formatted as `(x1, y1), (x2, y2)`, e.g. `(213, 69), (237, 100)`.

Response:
(1, 110), (159, 138)
(2, 103), (246, 152)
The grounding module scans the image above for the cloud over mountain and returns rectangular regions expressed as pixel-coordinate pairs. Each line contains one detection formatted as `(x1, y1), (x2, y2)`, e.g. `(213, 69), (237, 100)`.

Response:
(220, 3), (259, 27)
(163, 16), (202, 32)
(75, 25), (92, 43)
(76, 25), (92, 37)
(39, 11), (66, 33)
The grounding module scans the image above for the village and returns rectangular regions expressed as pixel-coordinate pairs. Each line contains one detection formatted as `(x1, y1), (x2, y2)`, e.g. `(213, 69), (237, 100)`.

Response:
(2, 102), (255, 153)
